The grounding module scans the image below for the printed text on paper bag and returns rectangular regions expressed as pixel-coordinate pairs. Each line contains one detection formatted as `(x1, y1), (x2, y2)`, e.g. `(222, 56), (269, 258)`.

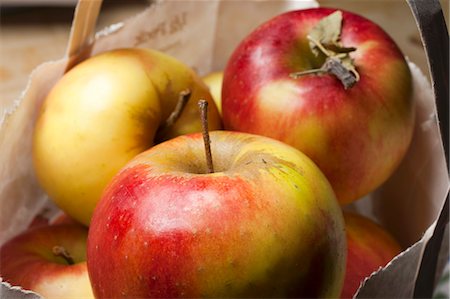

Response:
(134, 12), (187, 46)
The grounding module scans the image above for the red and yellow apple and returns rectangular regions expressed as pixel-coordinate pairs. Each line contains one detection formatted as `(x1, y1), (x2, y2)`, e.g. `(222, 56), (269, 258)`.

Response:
(87, 131), (346, 298)
(33, 48), (222, 226)
(202, 71), (223, 115)
(28, 212), (78, 229)
(49, 212), (79, 226)
(341, 212), (402, 298)
(0, 223), (93, 299)
(222, 8), (414, 204)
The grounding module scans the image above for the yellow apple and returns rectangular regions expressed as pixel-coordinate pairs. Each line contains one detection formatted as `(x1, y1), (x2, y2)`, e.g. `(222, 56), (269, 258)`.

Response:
(202, 71), (223, 115)
(33, 48), (222, 226)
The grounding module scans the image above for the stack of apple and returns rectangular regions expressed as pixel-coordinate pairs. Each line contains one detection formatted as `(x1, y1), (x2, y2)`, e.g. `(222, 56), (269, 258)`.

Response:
(1, 7), (414, 299)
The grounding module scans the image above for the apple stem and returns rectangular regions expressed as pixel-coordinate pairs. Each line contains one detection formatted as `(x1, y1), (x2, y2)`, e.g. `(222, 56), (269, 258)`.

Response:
(290, 33), (359, 90)
(157, 89), (191, 137)
(52, 245), (75, 265)
(198, 99), (214, 173)
(290, 68), (326, 78)
(290, 57), (357, 89)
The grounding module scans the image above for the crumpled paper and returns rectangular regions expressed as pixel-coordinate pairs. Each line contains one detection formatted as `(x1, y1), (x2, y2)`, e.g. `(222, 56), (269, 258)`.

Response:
(0, 0), (448, 298)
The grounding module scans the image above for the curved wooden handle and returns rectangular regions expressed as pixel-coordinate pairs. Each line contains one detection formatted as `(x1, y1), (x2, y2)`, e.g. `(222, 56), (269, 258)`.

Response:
(65, 0), (103, 72)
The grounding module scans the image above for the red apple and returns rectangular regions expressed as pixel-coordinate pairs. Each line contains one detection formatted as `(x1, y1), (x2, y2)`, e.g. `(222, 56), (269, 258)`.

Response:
(222, 8), (414, 204)
(341, 212), (402, 298)
(49, 212), (79, 226)
(0, 223), (93, 299)
(28, 214), (50, 229)
(87, 130), (346, 298)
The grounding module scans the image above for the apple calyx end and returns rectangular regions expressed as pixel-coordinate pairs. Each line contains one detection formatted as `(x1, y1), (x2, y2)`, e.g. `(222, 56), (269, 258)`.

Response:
(290, 10), (360, 90)
(52, 245), (75, 265)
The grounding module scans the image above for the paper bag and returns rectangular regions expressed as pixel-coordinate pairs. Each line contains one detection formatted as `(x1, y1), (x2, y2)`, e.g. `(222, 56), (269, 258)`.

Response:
(1, 1), (448, 298)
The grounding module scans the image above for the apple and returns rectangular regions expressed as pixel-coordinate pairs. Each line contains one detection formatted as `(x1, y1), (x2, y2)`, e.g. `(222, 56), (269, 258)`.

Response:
(50, 212), (79, 226)
(87, 130), (346, 298)
(33, 48), (222, 226)
(202, 71), (223, 115)
(28, 214), (50, 229)
(0, 223), (93, 299)
(28, 212), (78, 229)
(222, 8), (415, 204)
(341, 211), (401, 299)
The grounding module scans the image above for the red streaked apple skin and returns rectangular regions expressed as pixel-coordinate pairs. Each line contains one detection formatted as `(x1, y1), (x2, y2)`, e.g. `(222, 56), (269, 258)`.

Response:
(222, 8), (414, 204)
(87, 131), (346, 298)
(341, 212), (402, 298)
(0, 224), (93, 299)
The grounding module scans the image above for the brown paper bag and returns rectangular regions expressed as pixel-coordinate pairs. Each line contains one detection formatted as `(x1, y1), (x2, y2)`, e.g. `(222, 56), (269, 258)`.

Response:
(1, 0), (448, 298)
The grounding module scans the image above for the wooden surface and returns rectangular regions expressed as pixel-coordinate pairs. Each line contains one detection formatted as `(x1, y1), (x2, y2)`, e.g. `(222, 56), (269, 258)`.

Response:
(0, 0), (448, 110)
(0, 1), (149, 109)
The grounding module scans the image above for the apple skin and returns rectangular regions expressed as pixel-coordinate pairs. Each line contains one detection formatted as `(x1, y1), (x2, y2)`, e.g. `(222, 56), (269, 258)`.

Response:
(202, 71), (223, 115)
(0, 223), (93, 299)
(28, 212), (78, 228)
(50, 212), (79, 226)
(341, 212), (401, 299)
(33, 48), (222, 226)
(87, 131), (346, 298)
(222, 8), (414, 204)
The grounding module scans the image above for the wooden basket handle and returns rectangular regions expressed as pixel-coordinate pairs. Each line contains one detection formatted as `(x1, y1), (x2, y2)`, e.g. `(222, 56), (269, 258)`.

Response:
(65, 0), (103, 72)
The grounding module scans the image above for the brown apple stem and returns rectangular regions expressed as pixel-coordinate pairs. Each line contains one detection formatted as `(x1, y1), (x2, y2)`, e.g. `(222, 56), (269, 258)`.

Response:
(52, 245), (75, 265)
(198, 100), (214, 173)
(323, 57), (358, 89)
(290, 57), (357, 89)
(290, 31), (359, 89)
(159, 89), (191, 132)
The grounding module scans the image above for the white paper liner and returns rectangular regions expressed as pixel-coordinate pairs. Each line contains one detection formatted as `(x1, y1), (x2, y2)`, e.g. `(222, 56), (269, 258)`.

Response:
(1, 280), (42, 299)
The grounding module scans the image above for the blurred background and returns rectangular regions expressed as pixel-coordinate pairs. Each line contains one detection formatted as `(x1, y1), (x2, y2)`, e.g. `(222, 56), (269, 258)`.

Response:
(0, 0), (449, 109)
